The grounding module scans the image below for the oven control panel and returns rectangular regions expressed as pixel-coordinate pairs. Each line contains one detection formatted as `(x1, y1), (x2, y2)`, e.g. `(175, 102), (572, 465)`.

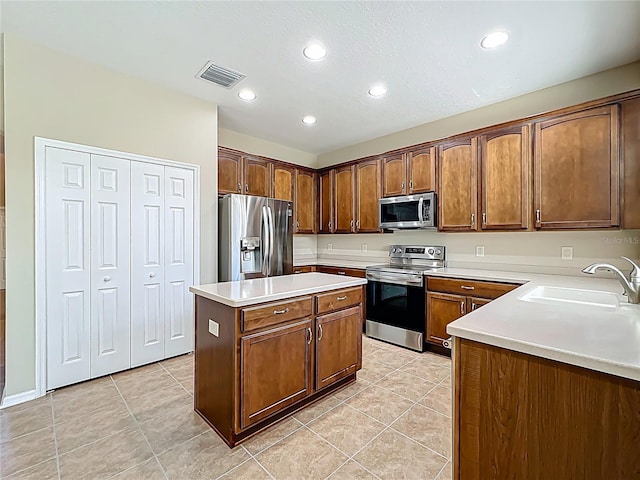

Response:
(389, 245), (445, 260)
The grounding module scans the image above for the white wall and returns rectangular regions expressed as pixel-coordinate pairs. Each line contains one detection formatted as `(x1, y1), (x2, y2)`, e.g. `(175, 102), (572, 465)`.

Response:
(219, 128), (318, 168)
(3, 35), (218, 397)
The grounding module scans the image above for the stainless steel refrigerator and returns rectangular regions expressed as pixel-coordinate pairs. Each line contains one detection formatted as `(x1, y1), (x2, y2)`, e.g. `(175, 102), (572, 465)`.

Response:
(218, 194), (293, 281)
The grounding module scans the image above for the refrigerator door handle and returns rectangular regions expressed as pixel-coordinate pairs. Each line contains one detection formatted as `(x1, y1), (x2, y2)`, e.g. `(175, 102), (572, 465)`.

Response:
(267, 205), (275, 276)
(261, 205), (270, 276)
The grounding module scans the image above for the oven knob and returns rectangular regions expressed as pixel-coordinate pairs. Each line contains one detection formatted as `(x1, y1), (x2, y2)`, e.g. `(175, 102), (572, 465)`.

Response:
(428, 248), (434, 255)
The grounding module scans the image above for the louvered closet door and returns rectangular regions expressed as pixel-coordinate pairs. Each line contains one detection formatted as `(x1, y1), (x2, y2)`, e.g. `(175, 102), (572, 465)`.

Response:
(131, 162), (165, 367)
(164, 167), (195, 357)
(46, 147), (92, 389)
(90, 155), (131, 378)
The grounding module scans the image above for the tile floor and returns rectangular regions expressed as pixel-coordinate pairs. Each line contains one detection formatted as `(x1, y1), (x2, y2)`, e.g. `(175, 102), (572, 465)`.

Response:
(0, 335), (452, 480)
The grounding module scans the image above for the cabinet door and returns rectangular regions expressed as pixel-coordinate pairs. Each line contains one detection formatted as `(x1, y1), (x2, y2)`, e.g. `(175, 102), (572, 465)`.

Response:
(294, 169), (316, 234)
(534, 105), (619, 229)
(408, 147), (436, 194)
(468, 297), (491, 312)
(272, 163), (295, 201)
(318, 170), (334, 233)
(243, 156), (271, 197)
(480, 125), (530, 230)
(240, 319), (313, 429)
(426, 292), (466, 345)
(355, 159), (381, 233)
(382, 153), (406, 197)
(218, 149), (242, 194)
(316, 306), (361, 390)
(334, 165), (356, 233)
(438, 138), (478, 231)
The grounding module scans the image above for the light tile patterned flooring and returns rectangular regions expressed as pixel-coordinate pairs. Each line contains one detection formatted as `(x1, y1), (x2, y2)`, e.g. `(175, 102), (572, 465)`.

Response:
(0, 335), (452, 479)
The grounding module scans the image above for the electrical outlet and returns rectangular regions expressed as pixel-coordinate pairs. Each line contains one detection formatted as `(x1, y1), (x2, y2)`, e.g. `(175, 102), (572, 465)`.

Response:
(561, 246), (573, 260)
(476, 245), (485, 257)
(327, 243), (333, 251)
(208, 319), (219, 337)
(361, 243), (368, 252)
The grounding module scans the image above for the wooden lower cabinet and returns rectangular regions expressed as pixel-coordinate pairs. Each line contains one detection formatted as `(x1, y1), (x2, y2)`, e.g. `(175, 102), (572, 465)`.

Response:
(316, 306), (361, 390)
(240, 319), (313, 428)
(454, 339), (640, 479)
(426, 277), (519, 346)
(194, 286), (364, 447)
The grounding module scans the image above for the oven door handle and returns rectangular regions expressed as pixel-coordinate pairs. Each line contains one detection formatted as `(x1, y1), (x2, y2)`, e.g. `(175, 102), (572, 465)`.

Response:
(366, 272), (424, 286)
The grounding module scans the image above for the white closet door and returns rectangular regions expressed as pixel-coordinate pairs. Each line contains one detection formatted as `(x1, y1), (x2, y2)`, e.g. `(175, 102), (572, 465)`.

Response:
(0, 207), (5, 289)
(164, 167), (195, 357)
(90, 155), (131, 378)
(130, 162), (165, 367)
(45, 147), (92, 389)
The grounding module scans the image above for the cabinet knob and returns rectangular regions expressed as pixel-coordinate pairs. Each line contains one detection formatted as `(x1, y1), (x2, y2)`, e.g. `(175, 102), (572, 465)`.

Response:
(471, 213), (475, 226)
(273, 308), (289, 315)
(482, 212), (487, 226)
(460, 301), (465, 315)
(336, 295), (348, 301)
(317, 324), (323, 341)
(356, 220), (360, 229)
(306, 327), (313, 344)
(245, 184), (249, 192)
(328, 221), (332, 230)
(401, 181), (405, 190)
(536, 209), (541, 224)
(237, 182), (241, 192)
(461, 285), (474, 290)
(409, 180), (413, 190)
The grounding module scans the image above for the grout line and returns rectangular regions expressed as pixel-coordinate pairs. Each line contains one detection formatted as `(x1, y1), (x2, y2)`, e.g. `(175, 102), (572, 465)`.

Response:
(433, 460), (451, 480)
(109, 375), (170, 480)
(243, 419), (306, 457)
(233, 444), (276, 480)
(158, 362), (193, 397)
(50, 397), (62, 480)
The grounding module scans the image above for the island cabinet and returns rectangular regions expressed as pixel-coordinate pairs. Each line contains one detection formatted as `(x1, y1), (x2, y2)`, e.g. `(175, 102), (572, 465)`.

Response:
(453, 339), (640, 479)
(193, 285), (364, 447)
(426, 277), (519, 346)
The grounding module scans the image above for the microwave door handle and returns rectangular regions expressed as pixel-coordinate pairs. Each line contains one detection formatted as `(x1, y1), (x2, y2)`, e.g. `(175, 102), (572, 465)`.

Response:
(418, 197), (424, 223)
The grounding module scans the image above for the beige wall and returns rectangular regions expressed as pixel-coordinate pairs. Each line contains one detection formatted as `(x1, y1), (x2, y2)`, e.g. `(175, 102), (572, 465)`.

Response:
(318, 61), (640, 167)
(3, 35), (218, 397)
(219, 128), (317, 168)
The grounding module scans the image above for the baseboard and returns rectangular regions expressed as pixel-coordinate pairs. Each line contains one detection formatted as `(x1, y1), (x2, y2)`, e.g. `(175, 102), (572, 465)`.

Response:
(0, 389), (37, 409)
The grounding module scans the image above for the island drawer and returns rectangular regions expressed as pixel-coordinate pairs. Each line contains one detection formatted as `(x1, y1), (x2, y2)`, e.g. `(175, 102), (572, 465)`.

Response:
(427, 277), (519, 299)
(316, 287), (363, 314)
(241, 296), (313, 333)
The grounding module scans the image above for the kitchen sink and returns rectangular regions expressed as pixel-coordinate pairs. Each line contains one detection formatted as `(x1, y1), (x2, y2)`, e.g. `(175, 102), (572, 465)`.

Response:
(518, 286), (619, 309)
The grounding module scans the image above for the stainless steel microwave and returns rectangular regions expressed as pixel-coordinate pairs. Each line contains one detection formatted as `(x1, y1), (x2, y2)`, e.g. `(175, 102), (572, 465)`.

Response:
(379, 192), (437, 230)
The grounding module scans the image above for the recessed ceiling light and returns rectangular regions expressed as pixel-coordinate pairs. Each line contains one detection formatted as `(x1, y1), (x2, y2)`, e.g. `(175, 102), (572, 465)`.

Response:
(480, 31), (509, 49)
(303, 43), (327, 61)
(368, 85), (388, 98)
(238, 89), (256, 102)
(302, 115), (317, 125)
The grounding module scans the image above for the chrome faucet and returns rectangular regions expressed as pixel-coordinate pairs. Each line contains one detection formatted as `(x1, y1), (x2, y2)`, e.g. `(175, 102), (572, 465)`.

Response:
(581, 256), (640, 304)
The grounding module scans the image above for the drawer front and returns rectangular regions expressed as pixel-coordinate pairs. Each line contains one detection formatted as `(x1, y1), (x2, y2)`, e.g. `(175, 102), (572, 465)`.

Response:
(427, 277), (519, 300)
(293, 265), (315, 274)
(241, 297), (313, 333)
(316, 266), (366, 278)
(316, 287), (363, 315)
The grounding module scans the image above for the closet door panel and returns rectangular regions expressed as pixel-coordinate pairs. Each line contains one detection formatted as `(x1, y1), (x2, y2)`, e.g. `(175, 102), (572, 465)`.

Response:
(164, 167), (195, 357)
(131, 162), (165, 367)
(90, 155), (131, 378)
(45, 147), (92, 389)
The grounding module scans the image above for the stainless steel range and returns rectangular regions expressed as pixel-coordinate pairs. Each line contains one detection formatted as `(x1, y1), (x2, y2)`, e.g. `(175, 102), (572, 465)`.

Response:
(365, 245), (446, 351)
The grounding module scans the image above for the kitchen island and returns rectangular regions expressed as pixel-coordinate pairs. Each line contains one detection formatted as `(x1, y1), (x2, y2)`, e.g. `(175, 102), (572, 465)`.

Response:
(189, 273), (367, 447)
(446, 274), (640, 479)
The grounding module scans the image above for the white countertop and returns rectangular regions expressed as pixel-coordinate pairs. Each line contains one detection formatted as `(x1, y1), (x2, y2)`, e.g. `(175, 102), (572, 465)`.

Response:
(444, 269), (640, 382)
(189, 272), (367, 307)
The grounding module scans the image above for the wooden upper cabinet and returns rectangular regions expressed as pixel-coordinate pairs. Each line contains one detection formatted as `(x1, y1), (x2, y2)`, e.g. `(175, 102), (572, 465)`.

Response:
(243, 156), (271, 197)
(479, 125), (531, 230)
(315, 306), (361, 391)
(621, 98), (640, 229)
(534, 105), (620, 229)
(318, 170), (334, 233)
(382, 153), (406, 197)
(294, 169), (316, 234)
(334, 165), (356, 233)
(272, 163), (294, 201)
(355, 159), (381, 233)
(218, 148), (243, 194)
(239, 319), (313, 429)
(438, 138), (478, 231)
(408, 147), (436, 194)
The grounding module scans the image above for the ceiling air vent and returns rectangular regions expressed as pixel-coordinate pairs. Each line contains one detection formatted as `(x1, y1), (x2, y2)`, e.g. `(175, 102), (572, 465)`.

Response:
(196, 61), (246, 89)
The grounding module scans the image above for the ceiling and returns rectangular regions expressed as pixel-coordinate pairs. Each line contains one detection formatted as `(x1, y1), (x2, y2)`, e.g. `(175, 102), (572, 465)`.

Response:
(2, 1), (640, 154)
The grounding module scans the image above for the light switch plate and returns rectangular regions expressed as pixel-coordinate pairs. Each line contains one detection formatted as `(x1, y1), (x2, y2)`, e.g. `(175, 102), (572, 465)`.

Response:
(561, 246), (574, 261)
(476, 245), (485, 257)
(361, 243), (368, 252)
(208, 319), (219, 337)
(327, 243), (333, 251)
